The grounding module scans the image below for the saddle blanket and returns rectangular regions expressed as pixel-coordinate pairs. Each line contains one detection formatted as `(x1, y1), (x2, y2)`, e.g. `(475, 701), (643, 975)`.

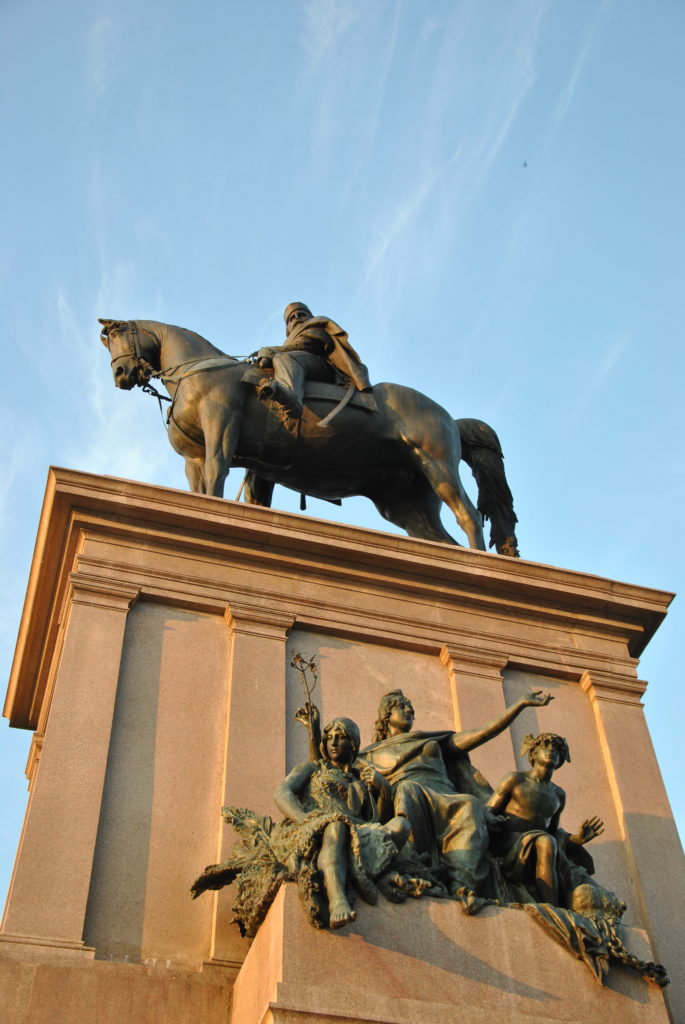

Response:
(241, 365), (378, 413)
(303, 379), (378, 413)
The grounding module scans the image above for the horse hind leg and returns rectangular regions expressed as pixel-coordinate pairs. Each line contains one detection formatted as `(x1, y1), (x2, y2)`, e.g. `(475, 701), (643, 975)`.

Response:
(410, 450), (486, 551)
(436, 474), (485, 551)
(243, 471), (275, 507)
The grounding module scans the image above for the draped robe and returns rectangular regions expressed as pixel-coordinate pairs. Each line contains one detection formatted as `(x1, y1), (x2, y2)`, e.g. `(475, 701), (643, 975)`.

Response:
(360, 731), (493, 893)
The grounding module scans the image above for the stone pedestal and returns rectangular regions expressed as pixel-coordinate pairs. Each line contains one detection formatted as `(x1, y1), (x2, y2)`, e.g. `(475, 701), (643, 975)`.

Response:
(231, 884), (670, 1024)
(1, 468), (682, 1023)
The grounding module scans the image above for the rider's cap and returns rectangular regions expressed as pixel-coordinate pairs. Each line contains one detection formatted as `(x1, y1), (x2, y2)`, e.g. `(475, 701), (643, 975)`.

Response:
(283, 302), (312, 325)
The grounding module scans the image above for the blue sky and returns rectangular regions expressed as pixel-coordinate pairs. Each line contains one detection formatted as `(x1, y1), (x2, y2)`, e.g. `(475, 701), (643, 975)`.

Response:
(1, 0), (683, 901)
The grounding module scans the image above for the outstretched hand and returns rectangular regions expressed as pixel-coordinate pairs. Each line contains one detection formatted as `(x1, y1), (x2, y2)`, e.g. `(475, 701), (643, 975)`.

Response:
(522, 690), (554, 708)
(572, 816), (605, 845)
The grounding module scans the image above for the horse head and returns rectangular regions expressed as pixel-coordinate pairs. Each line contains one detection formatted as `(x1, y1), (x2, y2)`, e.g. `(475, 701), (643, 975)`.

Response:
(99, 319), (160, 390)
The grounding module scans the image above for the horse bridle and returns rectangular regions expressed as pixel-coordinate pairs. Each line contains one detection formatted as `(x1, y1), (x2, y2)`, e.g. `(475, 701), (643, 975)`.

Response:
(104, 321), (172, 418)
(105, 321), (159, 380)
(103, 320), (248, 427)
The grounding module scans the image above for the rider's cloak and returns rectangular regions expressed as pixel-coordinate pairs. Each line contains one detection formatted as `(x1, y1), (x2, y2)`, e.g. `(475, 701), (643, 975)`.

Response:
(282, 316), (371, 391)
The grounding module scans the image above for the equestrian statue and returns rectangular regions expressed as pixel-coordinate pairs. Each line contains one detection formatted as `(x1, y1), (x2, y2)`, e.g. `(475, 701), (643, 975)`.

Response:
(99, 304), (519, 555)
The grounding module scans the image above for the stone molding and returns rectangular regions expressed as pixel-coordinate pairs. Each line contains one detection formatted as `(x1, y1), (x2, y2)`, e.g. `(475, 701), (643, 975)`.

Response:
(71, 555), (649, 684)
(580, 668), (647, 705)
(66, 573), (141, 614)
(4, 468), (673, 733)
(440, 643), (508, 679)
(0, 932), (96, 961)
(224, 602), (296, 641)
(25, 734), (43, 790)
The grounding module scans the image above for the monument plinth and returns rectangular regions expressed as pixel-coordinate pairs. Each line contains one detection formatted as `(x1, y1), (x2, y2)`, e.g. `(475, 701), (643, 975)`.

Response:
(232, 884), (669, 1024)
(1, 468), (682, 1023)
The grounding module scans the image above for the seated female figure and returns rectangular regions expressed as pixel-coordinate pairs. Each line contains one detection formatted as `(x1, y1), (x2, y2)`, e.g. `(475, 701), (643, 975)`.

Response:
(359, 688), (553, 908)
(274, 710), (410, 928)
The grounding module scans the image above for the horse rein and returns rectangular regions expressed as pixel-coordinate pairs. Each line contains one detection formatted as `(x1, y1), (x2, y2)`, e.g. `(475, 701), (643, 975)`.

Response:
(104, 320), (250, 428)
(104, 321), (172, 423)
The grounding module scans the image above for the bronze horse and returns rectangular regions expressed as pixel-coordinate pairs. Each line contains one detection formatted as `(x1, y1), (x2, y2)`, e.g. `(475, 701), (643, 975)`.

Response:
(99, 319), (518, 554)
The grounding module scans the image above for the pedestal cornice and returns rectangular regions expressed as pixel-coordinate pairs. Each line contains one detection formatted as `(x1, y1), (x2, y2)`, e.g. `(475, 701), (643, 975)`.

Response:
(4, 467), (673, 730)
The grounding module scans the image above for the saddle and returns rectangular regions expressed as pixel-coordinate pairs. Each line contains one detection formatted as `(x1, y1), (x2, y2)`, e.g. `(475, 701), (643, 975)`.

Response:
(240, 365), (378, 418)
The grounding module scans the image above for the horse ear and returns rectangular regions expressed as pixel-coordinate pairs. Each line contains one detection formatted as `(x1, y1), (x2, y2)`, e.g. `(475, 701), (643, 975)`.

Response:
(99, 318), (114, 346)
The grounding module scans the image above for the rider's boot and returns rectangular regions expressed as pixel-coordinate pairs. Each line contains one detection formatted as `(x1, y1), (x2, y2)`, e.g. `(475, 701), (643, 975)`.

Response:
(256, 378), (303, 419)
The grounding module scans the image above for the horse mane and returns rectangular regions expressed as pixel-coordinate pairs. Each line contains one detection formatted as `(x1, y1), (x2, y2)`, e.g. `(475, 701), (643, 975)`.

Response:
(130, 320), (241, 363)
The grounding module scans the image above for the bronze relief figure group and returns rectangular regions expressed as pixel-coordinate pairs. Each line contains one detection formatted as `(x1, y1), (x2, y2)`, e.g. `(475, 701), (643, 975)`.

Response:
(191, 681), (668, 988)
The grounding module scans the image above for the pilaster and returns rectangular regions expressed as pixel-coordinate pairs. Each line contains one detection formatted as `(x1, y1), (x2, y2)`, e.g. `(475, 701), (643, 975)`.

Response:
(581, 668), (685, 1024)
(440, 644), (511, 785)
(1, 574), (139, 949)
(209, 601), (296, 967)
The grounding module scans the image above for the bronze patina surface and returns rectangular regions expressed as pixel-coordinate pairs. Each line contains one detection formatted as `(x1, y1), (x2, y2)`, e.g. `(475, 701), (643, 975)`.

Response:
(99, 314), (519, 554)
(192, 689), (668, 989)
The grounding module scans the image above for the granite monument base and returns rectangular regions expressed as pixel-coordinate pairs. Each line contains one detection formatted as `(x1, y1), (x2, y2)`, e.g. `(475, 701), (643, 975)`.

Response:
(231, 884), (669, 1024)
(0, 469), (682, 1023)
(0, 941), (233, 1024)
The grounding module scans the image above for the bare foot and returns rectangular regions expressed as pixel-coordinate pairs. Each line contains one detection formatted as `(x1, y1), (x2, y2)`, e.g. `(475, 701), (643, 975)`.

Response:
(328, 899), (357, 929)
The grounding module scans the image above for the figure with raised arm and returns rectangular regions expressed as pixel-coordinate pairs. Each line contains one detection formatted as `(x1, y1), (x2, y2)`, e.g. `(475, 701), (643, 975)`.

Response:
(274, 711), (411, 928)
(359, 688), (553, 911)
(192, 704), (419, 933)
(486, 733), (603, 905)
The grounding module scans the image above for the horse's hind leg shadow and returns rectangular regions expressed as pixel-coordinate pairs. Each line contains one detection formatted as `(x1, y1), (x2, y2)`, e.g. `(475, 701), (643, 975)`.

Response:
(370, 487), (458, 545)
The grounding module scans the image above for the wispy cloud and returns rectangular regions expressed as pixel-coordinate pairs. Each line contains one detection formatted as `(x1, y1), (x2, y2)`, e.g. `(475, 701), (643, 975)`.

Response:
(0, 417), (35, 537)
(299, 0), (360, 76)
(363, 146), (462, 286)
(551, 0), (612, 131)
(86, 14), (119, 103)
(592, 333), (629, 383)
(457, 1), (613, 358)
(358, 1), (545, 311)
(55, 288), (178, 486)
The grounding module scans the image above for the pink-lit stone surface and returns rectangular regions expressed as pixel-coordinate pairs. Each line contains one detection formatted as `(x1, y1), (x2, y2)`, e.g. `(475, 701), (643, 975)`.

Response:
(0, 469), (681, 1023)
(232, 884), (670, 1024)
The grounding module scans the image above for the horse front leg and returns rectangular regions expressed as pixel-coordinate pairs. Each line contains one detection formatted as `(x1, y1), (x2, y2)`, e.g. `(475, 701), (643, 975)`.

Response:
(185, 458), (206, 494)
(203, 415), (240, 498)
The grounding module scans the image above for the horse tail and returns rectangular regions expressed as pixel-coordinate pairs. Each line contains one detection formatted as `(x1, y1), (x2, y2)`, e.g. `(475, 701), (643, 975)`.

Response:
(455, 419), (519, 557)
